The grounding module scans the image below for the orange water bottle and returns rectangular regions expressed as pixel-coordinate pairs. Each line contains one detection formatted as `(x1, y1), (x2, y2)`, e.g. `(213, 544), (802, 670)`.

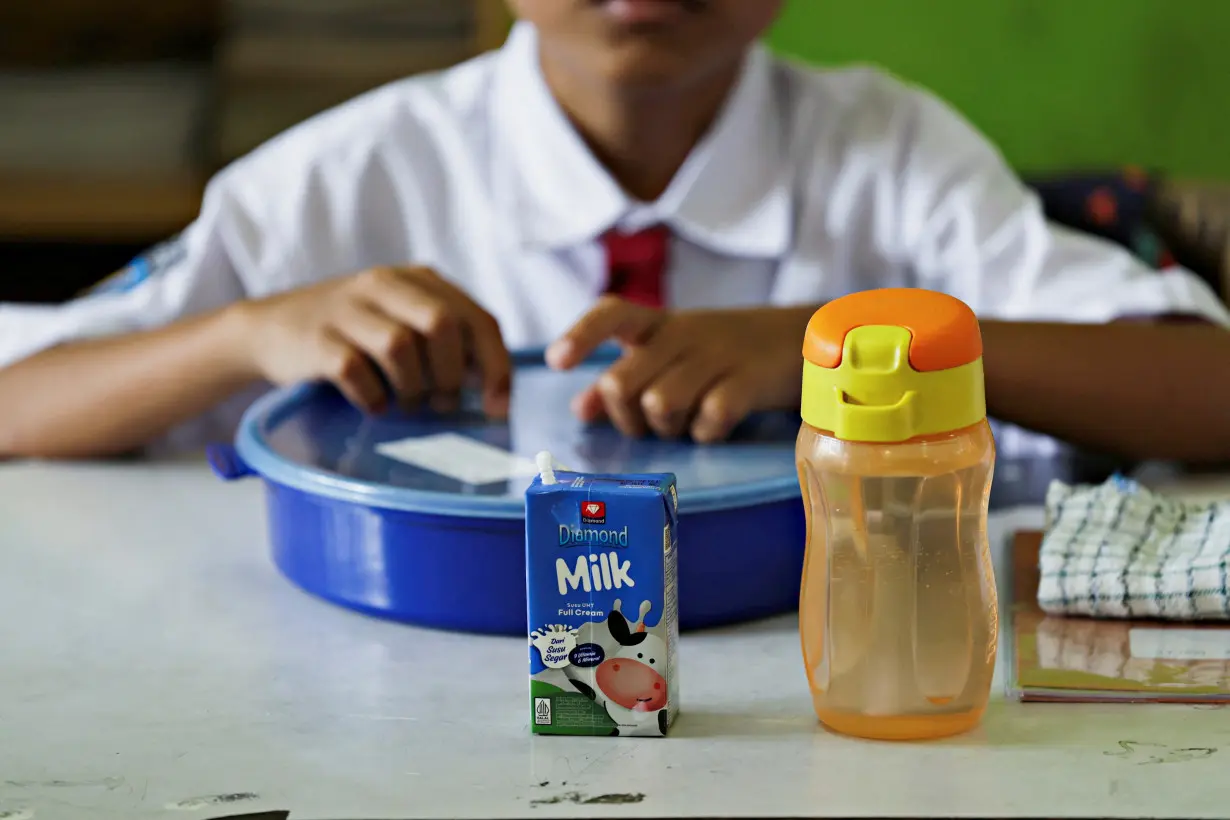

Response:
(796, 288), (998, 741)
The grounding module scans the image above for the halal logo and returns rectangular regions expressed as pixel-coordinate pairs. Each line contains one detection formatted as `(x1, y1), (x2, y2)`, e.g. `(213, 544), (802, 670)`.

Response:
(580, 501), (606, 524)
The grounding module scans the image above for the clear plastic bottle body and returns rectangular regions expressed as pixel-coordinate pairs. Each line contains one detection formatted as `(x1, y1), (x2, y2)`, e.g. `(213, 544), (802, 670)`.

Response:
(796, 419), (998, 741)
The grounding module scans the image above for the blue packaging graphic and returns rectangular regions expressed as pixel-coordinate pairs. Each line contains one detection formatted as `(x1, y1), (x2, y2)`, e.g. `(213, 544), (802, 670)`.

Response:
(526, 465), (679, 737)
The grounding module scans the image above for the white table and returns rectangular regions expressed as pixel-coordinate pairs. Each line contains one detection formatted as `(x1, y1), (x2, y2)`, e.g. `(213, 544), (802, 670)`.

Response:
(1, 460), (1228, 820)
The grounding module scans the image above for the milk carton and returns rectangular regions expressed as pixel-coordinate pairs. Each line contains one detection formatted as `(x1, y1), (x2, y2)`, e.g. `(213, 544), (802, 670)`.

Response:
(526, 454), (679, 737)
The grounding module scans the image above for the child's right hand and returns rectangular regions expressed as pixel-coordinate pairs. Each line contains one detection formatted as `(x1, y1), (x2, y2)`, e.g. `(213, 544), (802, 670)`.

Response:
(232, 266), (511, 417)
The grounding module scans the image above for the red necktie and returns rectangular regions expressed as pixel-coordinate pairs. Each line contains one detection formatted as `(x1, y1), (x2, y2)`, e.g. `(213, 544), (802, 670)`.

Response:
(602, 225), (670, 308)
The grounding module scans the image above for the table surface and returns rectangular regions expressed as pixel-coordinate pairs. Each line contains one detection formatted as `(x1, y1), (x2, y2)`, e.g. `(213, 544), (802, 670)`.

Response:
(2, 458), (1229, 820)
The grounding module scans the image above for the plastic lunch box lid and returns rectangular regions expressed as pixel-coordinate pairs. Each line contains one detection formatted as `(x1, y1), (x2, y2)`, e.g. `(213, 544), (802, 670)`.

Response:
(234, 347), (802, 519)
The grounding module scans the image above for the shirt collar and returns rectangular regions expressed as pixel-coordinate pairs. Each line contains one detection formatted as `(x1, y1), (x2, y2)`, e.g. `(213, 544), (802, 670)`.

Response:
(491, 22), (793, 259)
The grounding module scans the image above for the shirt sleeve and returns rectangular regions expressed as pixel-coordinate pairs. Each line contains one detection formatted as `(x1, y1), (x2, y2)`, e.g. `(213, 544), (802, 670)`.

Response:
(892, 86), (1230, 327)
(0, 180), (250, 370)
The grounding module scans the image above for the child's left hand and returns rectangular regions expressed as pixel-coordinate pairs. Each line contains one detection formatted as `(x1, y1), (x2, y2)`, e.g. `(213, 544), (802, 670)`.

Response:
(545, 297), (812, 442)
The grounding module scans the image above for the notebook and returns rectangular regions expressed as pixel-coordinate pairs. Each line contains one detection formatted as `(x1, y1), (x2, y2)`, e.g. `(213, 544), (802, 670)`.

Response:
(1007, 531), (1230, 702)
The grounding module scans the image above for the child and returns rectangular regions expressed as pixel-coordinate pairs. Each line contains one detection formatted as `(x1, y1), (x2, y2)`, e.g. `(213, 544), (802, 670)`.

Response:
(0, 0), (1227, 462)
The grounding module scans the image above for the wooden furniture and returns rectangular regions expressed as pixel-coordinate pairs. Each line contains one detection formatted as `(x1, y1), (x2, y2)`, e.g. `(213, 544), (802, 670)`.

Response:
(0, 0), (512, 242)
(0, 174), (207, 242)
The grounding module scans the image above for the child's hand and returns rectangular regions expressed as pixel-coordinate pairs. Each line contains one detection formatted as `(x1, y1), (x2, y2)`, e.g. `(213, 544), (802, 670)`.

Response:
(233, 266), (511, 416)
(545, 297), (810, 442)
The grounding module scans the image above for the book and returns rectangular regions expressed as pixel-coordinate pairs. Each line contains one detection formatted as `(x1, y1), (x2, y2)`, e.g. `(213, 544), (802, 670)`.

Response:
(0, 64), (211, 175)
(212, 24), (474, 161)
(1007, 530), (1230, 702)
(217, 33), (471, 86)
(211, 81), (363, 163)
(224, 0), (473, 38)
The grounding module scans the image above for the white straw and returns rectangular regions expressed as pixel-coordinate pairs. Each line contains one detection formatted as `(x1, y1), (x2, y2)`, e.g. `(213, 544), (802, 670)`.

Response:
(536, 451), (557, 485)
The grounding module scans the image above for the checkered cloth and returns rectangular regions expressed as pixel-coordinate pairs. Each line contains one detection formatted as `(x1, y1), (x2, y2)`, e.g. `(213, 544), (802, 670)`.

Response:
(1038, 476), (1230, 620)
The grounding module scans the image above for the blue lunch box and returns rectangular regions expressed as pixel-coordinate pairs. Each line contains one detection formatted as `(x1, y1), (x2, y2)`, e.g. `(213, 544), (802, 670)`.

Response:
(208, 349), (805, 635)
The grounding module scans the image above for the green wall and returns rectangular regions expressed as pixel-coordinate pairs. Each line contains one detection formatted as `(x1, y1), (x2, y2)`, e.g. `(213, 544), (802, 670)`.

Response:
(767, 0), (1230, 178)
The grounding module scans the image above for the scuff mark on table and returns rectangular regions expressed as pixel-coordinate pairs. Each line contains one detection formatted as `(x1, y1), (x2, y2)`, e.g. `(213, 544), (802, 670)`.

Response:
(166, 792), (261, 810)
(530, 791), (645, 808)
(1104, 740), (1217, 765)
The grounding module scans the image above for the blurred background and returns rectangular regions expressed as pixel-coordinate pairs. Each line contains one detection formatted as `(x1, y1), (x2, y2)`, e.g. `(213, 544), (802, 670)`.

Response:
(0, 0), (1227, 305)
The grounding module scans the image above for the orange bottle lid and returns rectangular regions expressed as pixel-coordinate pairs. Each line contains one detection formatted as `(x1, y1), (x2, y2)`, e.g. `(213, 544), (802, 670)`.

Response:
(802, 288), (982, 373)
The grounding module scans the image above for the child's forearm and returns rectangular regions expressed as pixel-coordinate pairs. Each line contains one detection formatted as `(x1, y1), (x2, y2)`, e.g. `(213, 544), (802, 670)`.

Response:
(980, 320), (1230, 464)
(0, 306), (258, 460)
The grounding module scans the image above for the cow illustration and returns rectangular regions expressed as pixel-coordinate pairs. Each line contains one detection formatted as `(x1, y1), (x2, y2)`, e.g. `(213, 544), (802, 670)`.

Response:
(563, 599), (669, 736)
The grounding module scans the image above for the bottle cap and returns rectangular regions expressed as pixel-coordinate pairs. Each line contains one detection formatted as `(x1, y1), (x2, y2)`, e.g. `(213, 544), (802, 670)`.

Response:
(800, 288), (986, 443)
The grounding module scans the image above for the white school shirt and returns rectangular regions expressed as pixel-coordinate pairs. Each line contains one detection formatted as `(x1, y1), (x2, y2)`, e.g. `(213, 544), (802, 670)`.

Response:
(1, 22), (1227, 454)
